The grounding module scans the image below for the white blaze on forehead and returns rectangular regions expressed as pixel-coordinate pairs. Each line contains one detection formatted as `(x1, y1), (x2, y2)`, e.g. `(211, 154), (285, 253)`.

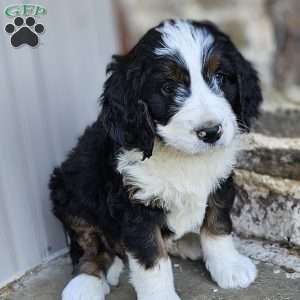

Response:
(154, 20), (237, 155)
(155, 20), (214, 76)
(155, 20), (217, 108)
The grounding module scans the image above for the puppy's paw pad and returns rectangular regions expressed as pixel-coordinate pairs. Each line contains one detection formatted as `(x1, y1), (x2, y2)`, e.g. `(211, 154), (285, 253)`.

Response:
(62, 274), (109, 300)
(207, 254), (257, 289)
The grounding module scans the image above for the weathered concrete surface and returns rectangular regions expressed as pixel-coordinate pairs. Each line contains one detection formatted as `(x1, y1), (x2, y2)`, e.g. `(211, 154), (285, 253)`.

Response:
(233, 170), (300, 246)
(254, 110), (300, 138)
(232, 108), (300, 246)
(235, 237), (300, 273)
(236, 133), (300, 180)
(1, 253), (300, 300)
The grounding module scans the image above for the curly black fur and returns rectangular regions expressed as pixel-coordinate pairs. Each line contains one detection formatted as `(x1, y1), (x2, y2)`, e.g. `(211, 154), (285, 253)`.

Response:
(49, 20), (262, 273)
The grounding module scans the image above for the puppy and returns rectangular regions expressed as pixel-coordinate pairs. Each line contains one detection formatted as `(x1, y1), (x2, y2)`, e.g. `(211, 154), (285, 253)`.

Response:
(50, 19), (262, 300)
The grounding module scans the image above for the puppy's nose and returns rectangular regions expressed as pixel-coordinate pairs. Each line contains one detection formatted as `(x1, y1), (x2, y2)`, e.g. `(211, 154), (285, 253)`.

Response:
(196, 123), (223, 144)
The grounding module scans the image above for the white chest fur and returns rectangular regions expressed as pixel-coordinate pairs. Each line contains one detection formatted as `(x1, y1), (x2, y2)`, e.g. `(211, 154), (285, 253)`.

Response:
(117, 141), (238, 239)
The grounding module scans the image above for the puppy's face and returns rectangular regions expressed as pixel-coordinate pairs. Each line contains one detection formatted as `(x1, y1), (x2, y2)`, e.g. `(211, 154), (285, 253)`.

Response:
(144, 21), (240, 154)
(102, 20), (262, 157)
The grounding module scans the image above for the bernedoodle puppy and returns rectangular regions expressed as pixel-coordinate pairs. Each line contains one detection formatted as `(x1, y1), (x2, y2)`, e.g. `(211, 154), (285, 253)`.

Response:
(49, 19), (262, 300)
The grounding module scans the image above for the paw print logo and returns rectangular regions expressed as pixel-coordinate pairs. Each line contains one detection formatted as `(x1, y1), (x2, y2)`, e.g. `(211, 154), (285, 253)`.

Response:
(5, 16), (44, 47)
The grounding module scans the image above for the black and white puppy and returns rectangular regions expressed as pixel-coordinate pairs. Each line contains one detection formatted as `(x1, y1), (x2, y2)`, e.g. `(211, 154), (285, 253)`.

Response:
(50, 19), (262, 300)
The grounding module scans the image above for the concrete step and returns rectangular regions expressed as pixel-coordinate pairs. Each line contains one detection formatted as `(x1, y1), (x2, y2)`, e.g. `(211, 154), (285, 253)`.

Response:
(233, 168), (300, 247)
(1, 244), (300, 300)
(232, 108), (300, 248)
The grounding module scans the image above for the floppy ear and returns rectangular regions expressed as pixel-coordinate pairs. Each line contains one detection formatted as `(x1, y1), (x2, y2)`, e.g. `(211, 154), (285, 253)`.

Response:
(235, 56), (263, 132)
(100, 55), (155, 159)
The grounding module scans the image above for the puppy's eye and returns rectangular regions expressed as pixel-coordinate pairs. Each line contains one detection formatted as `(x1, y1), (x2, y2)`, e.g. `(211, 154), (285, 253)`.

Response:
(161, 81), (175, 96)
(215, 71), (226, 84)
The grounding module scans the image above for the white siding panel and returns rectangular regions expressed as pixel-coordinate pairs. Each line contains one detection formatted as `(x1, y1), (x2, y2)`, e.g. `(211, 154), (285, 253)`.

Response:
(0, 0), (119, 286)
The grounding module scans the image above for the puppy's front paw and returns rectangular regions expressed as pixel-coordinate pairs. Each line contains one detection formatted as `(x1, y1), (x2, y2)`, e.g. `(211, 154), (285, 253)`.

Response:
(206, 253), (257, 289)
(62, 274), (110, 300)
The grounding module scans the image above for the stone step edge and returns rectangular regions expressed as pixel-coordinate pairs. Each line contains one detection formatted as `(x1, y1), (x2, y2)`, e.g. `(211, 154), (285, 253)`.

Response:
(235, 235), (300, 275)
(236, 133), (300, 180)
(232, 169), (300, 246)
(233, 169), (300, 199)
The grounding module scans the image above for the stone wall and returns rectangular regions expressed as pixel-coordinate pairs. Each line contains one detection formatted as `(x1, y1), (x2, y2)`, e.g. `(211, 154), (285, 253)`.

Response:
(233, 113), (300, 246)
(234, 157), (300, 246)
(119, 0), (300, 106)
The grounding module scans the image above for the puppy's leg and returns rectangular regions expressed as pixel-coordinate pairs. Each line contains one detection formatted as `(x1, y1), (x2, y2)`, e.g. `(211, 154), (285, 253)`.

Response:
(128, 254), (179, 300)
(166, 233), (202, 261)
(124, 211), (180, 300)
(62, 218), (114, 300)
(200, 176), (256, 289)
(106, 256), (124, 286)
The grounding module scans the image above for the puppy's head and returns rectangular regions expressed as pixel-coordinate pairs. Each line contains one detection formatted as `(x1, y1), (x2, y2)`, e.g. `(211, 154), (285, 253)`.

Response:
(101, 20), (262, 158)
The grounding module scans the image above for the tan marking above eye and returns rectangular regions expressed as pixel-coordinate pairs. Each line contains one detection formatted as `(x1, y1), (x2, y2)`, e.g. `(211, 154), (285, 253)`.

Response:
(206, 53), (221, 77)
(165, 61), (189, 85)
